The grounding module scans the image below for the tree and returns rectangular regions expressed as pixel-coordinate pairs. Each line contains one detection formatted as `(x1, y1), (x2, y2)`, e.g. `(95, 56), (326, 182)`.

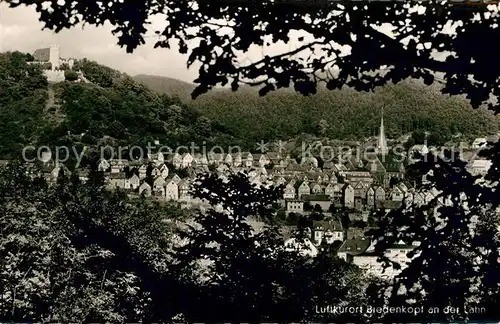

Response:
(0, 161), (182, 322)
(64, 70), (78, 81)
(412, 130), (426, 145)
(175, 172), (370, 322)
(366, 150), (500, 322)
(316, 119), (329, 137)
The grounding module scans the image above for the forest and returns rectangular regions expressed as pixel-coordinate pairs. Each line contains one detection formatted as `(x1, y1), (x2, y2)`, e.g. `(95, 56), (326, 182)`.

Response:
(0, 52), (238, 159)
(1, 51), (498, 160)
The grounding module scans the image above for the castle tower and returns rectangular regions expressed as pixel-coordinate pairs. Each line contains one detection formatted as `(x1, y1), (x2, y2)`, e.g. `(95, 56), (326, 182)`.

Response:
(377, 107), (389, 155)
(49, 45), (60, 70)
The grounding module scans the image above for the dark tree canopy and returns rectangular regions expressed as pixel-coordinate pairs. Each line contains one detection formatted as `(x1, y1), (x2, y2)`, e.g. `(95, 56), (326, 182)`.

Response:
(6, 0), (500, 106)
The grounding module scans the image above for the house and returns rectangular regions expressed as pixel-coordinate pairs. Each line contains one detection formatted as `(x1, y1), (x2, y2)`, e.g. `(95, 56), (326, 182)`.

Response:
(324, 183), (336, 198)
(339, 239), (419, 278)
(138, 182), (152, 197)
(321, 173), (329, 183)
(98, 158), (110, 172)
(273, 176), (286, 186)
(286, 200), (304, 214)
(303, 194), (331, 211)
(467, 159), (492, 176)
(165, 179), (179, 201)
(169, 174), (182, 185)
(168, 153), (182, 168)
(159, 164), (169, 178)
(242, 152), (253, 167)
(310, 182), (323, 194)
(312, 220), (344, 245)
(353, 181), (368, 198)
(378, 200), (403, 212)
(153, 176), (166, 190)
(156, 151), (165, 165)
(412, 192), (425, 206)
(178, 179), (191, 200)
(300, 155), (318, 168)
(354, 197), (364, 211)
(366, 187), (375, 209)
(375, 186), (386, 202)
(107, 172), (127, 189)
(253, 153), (270, 167)
(472, 137), (487, 149)
(181, 153), (193, 168)
(153, 186), (165, 198)
(390, 186), (404, 201)
(110, 159), (127, 174)
(77, 169), (89, 183)
(224, 153), (233, 165)
(332, 183), (343, 200)
(128, 174), (140, 190)
(194, 153), (209, 166)
(233, 152), (242, 167)
(152, 167), (161, 177)
(138, 164), (148, 179)
(343, 184), (355, 208)
(284, 237), (318, 257)
(337, 237), (372, 263)
(297, 181), (311, 199)
(284, 180), (296, 199)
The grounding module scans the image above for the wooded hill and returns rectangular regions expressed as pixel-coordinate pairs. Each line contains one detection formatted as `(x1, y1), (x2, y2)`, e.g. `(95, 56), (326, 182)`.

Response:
(134, 75), (500, 147)
(0, 51), (497, 160)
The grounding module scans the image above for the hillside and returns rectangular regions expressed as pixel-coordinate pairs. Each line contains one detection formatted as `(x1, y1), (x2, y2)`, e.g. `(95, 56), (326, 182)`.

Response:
(1, 51), (498, 161)
(135, 74), (500, 146)
(0, 52), (237, 160)
(133, 74), (196, 102)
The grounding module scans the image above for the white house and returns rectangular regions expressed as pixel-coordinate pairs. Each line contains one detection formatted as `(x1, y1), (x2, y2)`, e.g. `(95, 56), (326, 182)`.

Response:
(128, 174), (140, 190)
(467, 159), (492, 176)
(472, 137), (487, 149)
(284, 181), (296, 200)
(138, 164), (148, 179)
(153, 176), (166, 190)
(181, 153), (193, 168)
(165, 179), (179, 201)
(98, 158), (110, 172)
(139, 182), (152, 197)
(159, 164), (169, 178)
(312, 220), (344, 245)
(391, 186), (404, 201)
(343, 184), (354, 208)
(286, 200), (304, 214)
(297, 181), (310, 199)
(338, 238), (411, 278)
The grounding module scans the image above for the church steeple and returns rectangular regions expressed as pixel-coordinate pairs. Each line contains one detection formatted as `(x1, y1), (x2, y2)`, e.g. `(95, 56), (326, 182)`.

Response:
(378, 107), (389, 155)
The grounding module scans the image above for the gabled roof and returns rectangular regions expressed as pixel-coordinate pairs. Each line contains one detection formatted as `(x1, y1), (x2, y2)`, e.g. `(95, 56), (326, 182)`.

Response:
(313, 220), (343, 232)
(33, 48), (50, 61)
(337, 238), (372, 255)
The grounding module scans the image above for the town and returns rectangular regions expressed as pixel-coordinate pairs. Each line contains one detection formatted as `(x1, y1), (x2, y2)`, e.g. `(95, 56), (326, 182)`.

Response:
(21, 110), (497, 280)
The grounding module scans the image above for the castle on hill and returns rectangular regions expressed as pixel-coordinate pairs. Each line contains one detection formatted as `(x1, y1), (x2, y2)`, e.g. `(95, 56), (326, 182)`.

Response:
(30, 45), (77, 82)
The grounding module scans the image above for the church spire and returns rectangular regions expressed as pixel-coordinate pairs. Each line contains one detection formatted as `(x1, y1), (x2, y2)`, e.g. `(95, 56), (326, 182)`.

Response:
(378, 107), (388, 155)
